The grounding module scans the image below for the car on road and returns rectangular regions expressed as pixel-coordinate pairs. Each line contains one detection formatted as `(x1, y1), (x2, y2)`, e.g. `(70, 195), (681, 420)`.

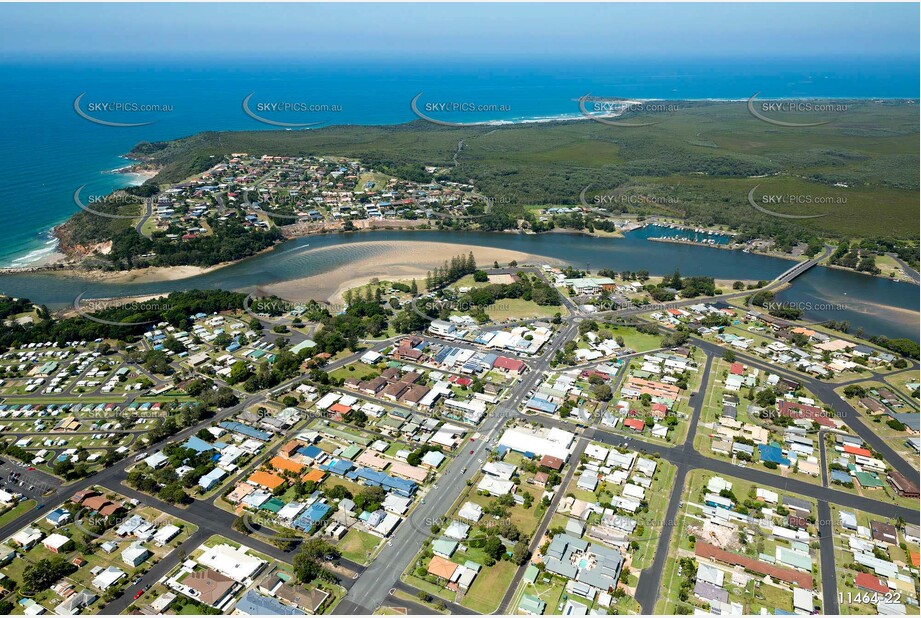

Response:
(469, 450), (474, 454)
(134, 588), (145, 600)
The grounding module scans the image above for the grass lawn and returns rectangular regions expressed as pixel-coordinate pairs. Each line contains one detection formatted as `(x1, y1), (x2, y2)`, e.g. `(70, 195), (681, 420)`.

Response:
(0, 500), (35, 528)
(460, 560), (517, 613)
(485, 298), (563, 321)
(391, 588), (449, 613)
(338, 528), (382, 564)
(606, 325), (662, 353)
(327, 364), (379, 383)
(512, 574), (566, 613)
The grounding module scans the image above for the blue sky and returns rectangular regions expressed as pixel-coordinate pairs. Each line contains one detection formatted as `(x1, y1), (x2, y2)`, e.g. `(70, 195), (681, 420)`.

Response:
(1, 3), (918, 61)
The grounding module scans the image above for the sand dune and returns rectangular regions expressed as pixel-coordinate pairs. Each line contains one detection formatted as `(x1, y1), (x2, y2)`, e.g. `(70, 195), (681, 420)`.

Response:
(260, 240), (560, 304)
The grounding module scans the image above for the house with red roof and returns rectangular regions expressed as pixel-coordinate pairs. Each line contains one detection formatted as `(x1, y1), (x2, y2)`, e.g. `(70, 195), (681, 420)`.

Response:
(843, 444), (872, 458)
(729, 362), (744, 375)
(778, 400), (835, 428)
(650, 403), (669, 419)
(624, 418), (646, 432)
(494, 356), (525, 374)
(855, 572), (888, 595)
(539, 455), (564, 471)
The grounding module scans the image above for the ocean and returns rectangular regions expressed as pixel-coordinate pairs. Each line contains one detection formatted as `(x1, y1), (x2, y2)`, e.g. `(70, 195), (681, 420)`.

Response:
(0, 56), (918, 267)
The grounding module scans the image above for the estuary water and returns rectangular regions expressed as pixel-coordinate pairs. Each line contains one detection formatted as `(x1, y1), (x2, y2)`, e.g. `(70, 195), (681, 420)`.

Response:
(0, 229), (916, 341)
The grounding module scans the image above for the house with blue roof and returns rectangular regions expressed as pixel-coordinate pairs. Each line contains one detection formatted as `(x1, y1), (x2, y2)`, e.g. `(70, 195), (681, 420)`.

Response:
(759, 443), (791, 467)
(219, 421), (271, 442)
(183, 436), (215, 454)
(346, 468), (417, 497)
(525, 396), (558, 414)
(830, 469), (853, 485)
(234, 589), (304, 616)
(293, 502), (331, 532)
(298, 445), (323, 460)
(199, 468), (227, 491)
(324, 459), (354, 476)
(46, 508), (71, 527)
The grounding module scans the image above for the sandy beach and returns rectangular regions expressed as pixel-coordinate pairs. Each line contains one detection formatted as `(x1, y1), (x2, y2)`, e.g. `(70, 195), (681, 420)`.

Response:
(259, 241), (561, 304)
(74, 264), (222, 284)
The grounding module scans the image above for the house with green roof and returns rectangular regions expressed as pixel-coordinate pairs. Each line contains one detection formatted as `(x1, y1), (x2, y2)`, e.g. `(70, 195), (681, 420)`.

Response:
(523, 564), (539, 583)
(260, 497), (286, 513)
(519, 593), (546, 615)
(432, 538), (458, 558)
(855, 471), (884, 488)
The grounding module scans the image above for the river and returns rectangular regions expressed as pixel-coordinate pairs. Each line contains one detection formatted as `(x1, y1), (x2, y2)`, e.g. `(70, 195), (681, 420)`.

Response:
(0, 228), (917, 341)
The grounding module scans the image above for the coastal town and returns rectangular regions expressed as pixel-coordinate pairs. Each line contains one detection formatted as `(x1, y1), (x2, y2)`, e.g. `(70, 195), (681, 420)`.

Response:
(0, 248), (917, 617)
(40, 149), (918, 289)
(0, 2), (918, 617)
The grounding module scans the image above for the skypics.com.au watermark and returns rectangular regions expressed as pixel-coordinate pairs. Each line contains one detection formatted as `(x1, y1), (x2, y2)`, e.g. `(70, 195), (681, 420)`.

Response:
(73, 293), (170, 327)
(578, 95), (678, 127)
(240, 510), (309, 544)
(73, 93), (173, 127)
(427, 195), (512, 223)
(409, 297), (517, 327)
(756, 407), (843, 422)
(243, 292), (342, 324)
(73, 186), (146, 220)
(242, 93), (342, 128)
(747, 93), (847, 128)
(411, 93), (511, 127)
(763, 300), (850, 313)
(747, 186), (845, 220)
(580, 185), (678, 208)
(757, 300), (854, 328)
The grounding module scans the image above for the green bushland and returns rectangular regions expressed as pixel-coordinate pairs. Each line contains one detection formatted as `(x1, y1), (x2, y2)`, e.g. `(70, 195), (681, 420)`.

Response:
(60, 100), (919, 267)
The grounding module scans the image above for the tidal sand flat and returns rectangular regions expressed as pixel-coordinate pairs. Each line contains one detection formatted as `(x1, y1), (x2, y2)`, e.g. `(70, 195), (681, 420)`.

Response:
(259, 241), (561, 304)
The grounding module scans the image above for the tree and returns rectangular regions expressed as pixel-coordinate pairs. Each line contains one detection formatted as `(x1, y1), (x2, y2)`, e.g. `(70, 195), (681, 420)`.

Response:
(669, 269), (683, 289)
(511, 542), (531, 565)
(410, 279), (418, 295)
(23, 557), (77, 593)
(755, 388), (777, 407)
(722, 349), (736, 362)
(158, 482), (188, 504)
(227, 361), (252, 385)
(483, 536), (506, 563)
(592, 383), (613, 401)
(293, 538), (341, 584)
(473, 270), (489, 282)
(233, 516), (249, 534)
(843, 385), (867, 398)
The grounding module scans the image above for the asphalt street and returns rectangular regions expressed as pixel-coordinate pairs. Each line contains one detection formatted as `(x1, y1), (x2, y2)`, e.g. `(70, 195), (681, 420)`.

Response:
(0, 263), (915, 616)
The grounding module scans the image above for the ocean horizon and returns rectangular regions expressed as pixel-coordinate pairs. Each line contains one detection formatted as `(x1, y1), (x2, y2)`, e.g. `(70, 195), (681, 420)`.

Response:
(1, 56), (918, 267)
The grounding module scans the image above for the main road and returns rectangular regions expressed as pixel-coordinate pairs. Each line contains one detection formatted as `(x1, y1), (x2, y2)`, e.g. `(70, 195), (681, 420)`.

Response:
(333, 321), (578, 614)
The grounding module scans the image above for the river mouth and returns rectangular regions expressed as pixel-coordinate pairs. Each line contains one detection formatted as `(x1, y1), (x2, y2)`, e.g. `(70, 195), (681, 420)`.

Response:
(0, 229), (917, 341)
